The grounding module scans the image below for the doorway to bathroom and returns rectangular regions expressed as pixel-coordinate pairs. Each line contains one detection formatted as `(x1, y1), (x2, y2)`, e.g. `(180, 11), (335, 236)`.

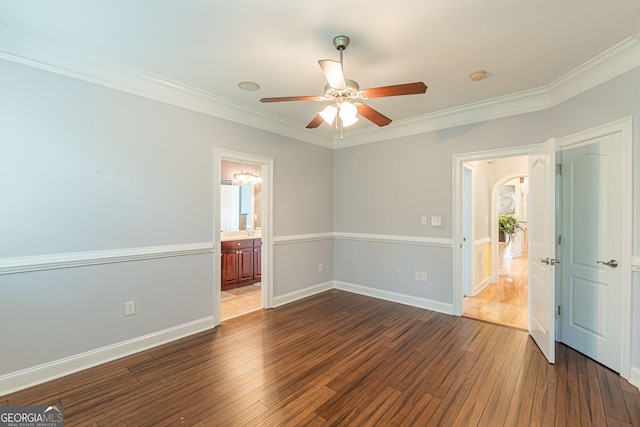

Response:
(214, 149), (273, 324)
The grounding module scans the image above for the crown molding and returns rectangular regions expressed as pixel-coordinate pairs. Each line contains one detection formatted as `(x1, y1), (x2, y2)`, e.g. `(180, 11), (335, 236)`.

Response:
(548, 37), (640, 106)
(333, 86), (550, 149)
(1, 25), (639, 150)
(335, 36), (640, 149)
(0, 25), (333, 149)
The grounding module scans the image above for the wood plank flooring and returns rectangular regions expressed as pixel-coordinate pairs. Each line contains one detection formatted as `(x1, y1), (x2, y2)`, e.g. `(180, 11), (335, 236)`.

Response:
(464, 254), (528, 329)
(3, 289), (639, 426)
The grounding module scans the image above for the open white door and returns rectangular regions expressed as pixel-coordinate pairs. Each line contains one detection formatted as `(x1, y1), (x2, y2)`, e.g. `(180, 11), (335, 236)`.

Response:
(528, 138), (556, 363)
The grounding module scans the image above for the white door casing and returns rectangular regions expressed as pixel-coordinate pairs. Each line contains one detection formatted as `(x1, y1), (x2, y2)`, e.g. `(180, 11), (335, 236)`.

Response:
(463, 165), (474, 296)
(557, 119), (632, 375)
(213, 149), (274, 326)
(528, 138), (556, 364)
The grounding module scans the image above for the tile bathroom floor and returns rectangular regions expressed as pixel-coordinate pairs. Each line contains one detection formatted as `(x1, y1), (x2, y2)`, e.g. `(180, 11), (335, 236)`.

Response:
(221, 283), (262, 320)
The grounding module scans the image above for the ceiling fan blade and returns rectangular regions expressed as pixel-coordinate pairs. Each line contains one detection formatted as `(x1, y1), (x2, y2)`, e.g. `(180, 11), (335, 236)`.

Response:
(357, 103), (392, 127)
(306, 114), (324, 129)
(319, 59), (346, 90)
(361, 82), (427, 99)
(260, 95), (319, 103)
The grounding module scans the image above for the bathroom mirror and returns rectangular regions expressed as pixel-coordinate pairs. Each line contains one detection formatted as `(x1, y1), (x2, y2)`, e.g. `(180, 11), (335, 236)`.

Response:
(220, 183), (254, 231)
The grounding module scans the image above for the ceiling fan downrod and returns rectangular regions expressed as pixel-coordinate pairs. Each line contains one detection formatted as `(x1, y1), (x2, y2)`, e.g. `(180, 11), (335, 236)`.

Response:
(333, 35), (349, 71)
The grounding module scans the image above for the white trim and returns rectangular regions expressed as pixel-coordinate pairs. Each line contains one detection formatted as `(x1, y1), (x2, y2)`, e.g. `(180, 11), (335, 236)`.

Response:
(334, 232), (452, 247)
(334, 281), (453, 315)
(335, 87), (550, 149)
(272, 281), (335, 307)
(273, 233), (334, 245)
(2, 25), (639, 149)
(556, 116), (634, 382)
(549, 38), (640, 107)
(0, 316), (215, 396)
(0, 243), (213, 275)
(630, 367), (640, 391)
(474, 237), (491, 246)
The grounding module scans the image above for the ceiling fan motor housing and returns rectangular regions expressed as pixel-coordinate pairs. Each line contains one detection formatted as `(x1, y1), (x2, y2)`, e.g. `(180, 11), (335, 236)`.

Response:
(333, 35), (350, 51)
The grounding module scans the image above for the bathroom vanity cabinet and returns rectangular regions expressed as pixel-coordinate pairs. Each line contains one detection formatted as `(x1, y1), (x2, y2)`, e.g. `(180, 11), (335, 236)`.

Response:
(221, 238), (262, 290)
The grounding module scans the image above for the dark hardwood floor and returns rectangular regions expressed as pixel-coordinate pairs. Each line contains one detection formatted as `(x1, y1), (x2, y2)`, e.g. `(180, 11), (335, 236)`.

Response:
(3, 289), (639, 426)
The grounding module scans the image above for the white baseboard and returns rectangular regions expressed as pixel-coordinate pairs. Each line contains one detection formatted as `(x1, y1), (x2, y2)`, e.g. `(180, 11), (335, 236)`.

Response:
(272, 281), (334, 307)
(472, 277), (491, 296)
(0, 316), (215, 396)
(334, 281), (453, 315)
(630, 366), (640, 391)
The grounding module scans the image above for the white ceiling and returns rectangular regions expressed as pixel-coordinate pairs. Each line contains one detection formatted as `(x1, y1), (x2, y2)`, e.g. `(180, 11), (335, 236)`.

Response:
(1, 1), (640, 138)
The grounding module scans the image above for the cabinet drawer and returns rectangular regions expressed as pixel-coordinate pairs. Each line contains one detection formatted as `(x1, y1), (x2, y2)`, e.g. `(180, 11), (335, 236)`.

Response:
(253, 238), (262, 247)
(222, 239), (253, 251)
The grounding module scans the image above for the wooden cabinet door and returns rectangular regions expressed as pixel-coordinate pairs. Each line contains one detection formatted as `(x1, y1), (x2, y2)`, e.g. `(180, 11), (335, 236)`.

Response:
(237, 247), (254, 285)
(221, 250), (239, 290)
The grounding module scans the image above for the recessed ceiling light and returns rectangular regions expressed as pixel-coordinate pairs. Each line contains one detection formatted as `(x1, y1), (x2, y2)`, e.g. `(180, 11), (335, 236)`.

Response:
(469, 70), (488, 82)
(238, 81), (260, 91)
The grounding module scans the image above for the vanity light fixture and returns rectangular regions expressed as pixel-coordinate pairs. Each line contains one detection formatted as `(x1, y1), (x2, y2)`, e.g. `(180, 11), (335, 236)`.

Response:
(233, 171), (262, 184)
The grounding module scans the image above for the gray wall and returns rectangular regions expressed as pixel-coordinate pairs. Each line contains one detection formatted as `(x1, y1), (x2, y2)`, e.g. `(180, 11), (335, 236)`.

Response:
(0, 58), (334, 376)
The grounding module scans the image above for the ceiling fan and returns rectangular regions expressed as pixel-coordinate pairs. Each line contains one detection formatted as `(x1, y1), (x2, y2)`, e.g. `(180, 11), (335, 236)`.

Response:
(260, 35), (428, 130)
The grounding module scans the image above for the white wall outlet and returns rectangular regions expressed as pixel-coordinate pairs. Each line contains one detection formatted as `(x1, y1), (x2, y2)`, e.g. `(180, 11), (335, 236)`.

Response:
(318, 263), (323, 272)
(421, 216), (427, 225)
(421, 272), (428, 282)
(431, 216), (442, 226)
(124, 301), (136, 316)
(395, 268), (401, 277)
(415, 272), (421, 281)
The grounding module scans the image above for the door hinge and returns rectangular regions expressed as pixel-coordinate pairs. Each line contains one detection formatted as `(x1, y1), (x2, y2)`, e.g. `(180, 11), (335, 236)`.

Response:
(557, 305), (561, 316)
(556, 164), (562, 175)
(557, 235), (562, 245)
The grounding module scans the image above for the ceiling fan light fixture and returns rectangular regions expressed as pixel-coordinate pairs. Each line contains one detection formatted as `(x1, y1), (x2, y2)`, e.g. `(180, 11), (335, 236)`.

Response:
(319, 105), (338, 125)
(339, 101), (358, 127)
(341, 114), (358, 127)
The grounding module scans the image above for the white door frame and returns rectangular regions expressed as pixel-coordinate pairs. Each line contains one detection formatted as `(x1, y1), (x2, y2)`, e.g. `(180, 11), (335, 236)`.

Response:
(453, 144), (538, 315)
(213, 149), (274, 326)
(462, 164), (474, 296)
(555, 116), (633, 380)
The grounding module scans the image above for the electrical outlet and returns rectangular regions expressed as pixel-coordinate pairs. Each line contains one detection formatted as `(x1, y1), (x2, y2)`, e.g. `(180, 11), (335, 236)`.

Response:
(421, 272), (428, 282)
(124, 301), (136, 316)
(318, 263), (323, 272)
(431, 216), (442, 226)
(395, 268), (400, 277)
(415, 272), (421, 281)
(421, 216), (427, 225)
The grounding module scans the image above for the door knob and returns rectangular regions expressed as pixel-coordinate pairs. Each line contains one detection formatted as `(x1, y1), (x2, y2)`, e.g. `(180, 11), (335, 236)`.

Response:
(597, 259), (618, 268)
(538, 257), (550, 265)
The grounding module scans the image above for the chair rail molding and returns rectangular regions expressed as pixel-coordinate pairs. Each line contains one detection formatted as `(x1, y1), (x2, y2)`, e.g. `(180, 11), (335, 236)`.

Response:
(0, 243), (214, 275)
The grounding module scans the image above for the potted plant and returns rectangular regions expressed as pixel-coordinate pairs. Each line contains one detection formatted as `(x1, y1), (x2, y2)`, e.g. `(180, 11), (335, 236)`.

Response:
(498, 214), (523, 243)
